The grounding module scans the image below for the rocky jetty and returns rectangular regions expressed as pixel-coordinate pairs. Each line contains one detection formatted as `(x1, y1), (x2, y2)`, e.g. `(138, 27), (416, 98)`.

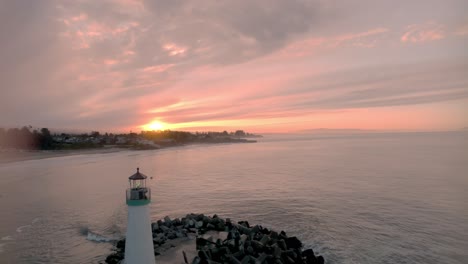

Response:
(105, 213), (324, 264)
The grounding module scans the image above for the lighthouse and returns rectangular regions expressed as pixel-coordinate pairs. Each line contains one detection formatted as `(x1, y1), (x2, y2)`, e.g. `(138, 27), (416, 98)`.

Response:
(124, 168), (156, 264)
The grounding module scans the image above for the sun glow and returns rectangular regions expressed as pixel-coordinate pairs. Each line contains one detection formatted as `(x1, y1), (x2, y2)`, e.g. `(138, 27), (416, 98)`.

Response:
(142, 120), (168, 131)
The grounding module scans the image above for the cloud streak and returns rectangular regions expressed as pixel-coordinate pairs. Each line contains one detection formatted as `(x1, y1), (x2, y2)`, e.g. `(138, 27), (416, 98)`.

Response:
(401, 22), (445, 43)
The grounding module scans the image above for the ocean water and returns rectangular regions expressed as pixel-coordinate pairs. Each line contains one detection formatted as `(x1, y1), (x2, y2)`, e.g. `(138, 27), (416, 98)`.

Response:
(0, 132), (467, 264)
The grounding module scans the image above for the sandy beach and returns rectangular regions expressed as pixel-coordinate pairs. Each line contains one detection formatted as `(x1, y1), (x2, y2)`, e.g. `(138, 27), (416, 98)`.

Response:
(0, 147), (125, 164)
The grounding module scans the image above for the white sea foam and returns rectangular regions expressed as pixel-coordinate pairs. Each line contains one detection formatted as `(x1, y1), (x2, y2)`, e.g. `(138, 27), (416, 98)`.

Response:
(16, 225), (31, 233)
(86, 231), (116, 243)
(1, 236), (13, 241)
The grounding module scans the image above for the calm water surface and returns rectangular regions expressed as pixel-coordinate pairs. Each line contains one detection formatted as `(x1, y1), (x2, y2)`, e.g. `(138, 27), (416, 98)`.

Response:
(0, 132), (467, 264)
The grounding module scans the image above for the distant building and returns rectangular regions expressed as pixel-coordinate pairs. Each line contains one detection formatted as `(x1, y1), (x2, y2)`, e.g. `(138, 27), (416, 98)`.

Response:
(156, 138), (175, 143)
(136, 139), (160, 148)
(116, 136), (128, 144)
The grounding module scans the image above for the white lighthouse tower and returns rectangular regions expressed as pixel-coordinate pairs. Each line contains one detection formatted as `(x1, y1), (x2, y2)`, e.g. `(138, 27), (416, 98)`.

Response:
(124, 168), (156, 264)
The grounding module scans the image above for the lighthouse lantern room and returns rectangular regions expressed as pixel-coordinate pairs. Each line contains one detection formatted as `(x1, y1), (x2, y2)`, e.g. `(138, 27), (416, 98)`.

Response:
(126, 168), (151, 206)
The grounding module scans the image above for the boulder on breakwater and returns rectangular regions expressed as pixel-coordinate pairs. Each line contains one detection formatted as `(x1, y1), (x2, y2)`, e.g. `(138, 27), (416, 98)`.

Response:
(105, 213), (325, 264)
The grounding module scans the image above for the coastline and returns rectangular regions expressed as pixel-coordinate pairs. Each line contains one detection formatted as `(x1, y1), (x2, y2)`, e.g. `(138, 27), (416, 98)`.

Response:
(0, 140), (258, 164)
(0, 147), (124, 164)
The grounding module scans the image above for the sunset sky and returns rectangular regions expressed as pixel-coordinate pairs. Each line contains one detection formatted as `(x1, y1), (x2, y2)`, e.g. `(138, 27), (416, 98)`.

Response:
(1, 0), (467, 133)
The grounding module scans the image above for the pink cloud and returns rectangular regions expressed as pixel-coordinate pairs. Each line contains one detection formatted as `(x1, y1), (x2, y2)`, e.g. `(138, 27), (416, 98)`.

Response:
(104, 59), (119, 65)
(401, 22), (445, 43)
(332, 27), (389, 47)
(123, 50), (136, 56)
(141, 64), (174, 73)
(59, 11), (139, 50)
(276, 37), (325, 58)
(71, 13), (87, 22)
(163, 43), (187, 56)
(276, 27), (389, 59)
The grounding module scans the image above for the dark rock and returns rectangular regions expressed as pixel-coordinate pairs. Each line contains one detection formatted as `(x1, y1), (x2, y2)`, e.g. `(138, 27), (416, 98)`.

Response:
(254, 253), (268, 264)
(160, 225), (170, 232)
(232, 250), (245, 260)
(251, 240), (264, 251)
(285, 236), (302, 249)
(216, 222), (226, 231)
(173, 218), (182, 226)
(106, 214), (324, 264)
(270, 231), (279, 239)
(189, 219), (195, 227)
(259, 234), (270, 246)
(284, 255), (296, 264)
(238, 221), (250, 228)
(278, 239), (287, 250)
(164, 216), (172, 226)
(196, 237), (215, 249)
(116, 239), (125, 250)
(105, 252), (123, 264)
(196, 214), (205, 221)
(247, 245), (254, 255)
(167, 231), (176, 239)
(273, 245), (282, 258)
(241, 255), (250, 264)
(192, 256), (201, 264)
(251, 225), (261, 234)
(261, 227), (270, 235)
(237, 225), (252, 236)
(153, 233), (165, 245)
(316, 255), (325, 264)
(302, 248), (316, 263)
(214, 246), (230, 260)
(203, 215), (211, 225)
(229, 255), (242, 264)
(198, 249), (210, 260)
(240, 234), (248, 243)
(195, 221), (204, 229)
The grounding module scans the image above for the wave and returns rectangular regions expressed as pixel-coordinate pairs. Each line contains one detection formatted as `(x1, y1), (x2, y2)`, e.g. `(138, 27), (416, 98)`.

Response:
(86, 230), (117, 243)
(16, 225), (32, 233)
(1, 236), (13, 241)
(14, 218), (40, 234)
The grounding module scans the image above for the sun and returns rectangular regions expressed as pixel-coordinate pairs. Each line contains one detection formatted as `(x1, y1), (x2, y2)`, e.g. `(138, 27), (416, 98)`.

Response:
(142, 120), (167, 131)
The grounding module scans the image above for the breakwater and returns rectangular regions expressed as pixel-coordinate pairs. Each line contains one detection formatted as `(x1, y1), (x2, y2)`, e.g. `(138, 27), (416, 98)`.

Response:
(106, 213), (325, 264)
